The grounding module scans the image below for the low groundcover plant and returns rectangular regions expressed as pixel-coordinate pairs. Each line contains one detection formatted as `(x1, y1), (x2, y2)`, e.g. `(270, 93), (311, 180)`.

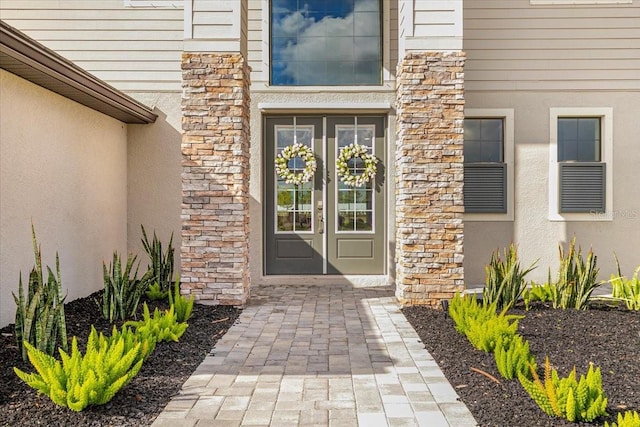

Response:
(168, 275), (194, 323)
(518, 356), (608, 423)
(604, 410), (640, 427)
(14, 327), (143, 412)
(125, 302), (188, 343)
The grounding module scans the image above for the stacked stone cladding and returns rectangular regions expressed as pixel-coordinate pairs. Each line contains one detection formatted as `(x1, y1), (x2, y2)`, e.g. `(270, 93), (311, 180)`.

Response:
(181, 53), (251, 306)
(395, 52), (466, 306)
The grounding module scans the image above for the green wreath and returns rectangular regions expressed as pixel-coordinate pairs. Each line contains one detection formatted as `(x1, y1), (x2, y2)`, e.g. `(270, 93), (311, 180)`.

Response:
(336, 143), (378, 187)
(274, 142), (317, 185)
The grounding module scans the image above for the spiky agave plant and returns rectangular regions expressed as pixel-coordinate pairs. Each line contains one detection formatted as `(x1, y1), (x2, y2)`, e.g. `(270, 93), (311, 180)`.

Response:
(13, 224), (67, 361)
(140, 225), (174, 294)
(102, 252), (151, 322)
(483, 244), (537, 310)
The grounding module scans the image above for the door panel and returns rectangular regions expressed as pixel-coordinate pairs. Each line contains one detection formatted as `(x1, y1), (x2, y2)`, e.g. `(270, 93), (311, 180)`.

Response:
(265, 117), (323, 275)
(264, 115), (385, 275)
(326, 116), (385, 274)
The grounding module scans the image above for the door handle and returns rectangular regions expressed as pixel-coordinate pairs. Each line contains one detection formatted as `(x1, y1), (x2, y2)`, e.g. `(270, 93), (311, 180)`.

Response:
(317, 201), (324, 234)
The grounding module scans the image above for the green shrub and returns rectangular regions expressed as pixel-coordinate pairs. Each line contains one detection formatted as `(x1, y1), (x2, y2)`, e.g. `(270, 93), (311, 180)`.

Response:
(605, 410), (640, 427)
(610, 267), (640, 311)
(168, 275), (194, 323)
(13, 327), (143, 412)
(494, 334), (536, 380)
(13, 225), (67, 361)
(552, 238), (601, 310)
(145, 282), (168, 301)
(448, 293), (496, 336)
(105, 325), (156, 364)
(125, 303), (188, 343)
(448, 293), (523, 353)
(101, 252), (151, 322)
(465, 310), (523, 353)
(141, 225), (174, 294)
(523, 280), (554, 310)
(518, 356), (608, 422)
(483, 244), (537, 310)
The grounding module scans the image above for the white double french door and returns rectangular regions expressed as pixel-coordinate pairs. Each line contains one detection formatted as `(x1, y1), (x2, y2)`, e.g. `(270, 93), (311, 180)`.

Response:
(264, 116), (386, 275)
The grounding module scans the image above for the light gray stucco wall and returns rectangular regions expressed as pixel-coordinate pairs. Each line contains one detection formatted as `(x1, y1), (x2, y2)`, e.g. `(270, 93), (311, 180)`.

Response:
(0, 70), (128, 327)
(126, 92), (183, 272)
(464, 91), (640, 285)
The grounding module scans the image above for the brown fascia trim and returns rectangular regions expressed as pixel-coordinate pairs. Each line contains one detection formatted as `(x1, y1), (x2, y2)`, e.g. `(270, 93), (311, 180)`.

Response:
(0, 20), (157, 124)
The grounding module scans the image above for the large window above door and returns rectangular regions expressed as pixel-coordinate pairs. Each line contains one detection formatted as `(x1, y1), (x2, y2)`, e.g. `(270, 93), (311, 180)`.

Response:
(270, 0), (382, 86)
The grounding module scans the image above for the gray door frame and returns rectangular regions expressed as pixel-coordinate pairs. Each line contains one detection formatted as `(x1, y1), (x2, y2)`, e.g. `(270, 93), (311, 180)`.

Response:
(264, 115), (386, 275)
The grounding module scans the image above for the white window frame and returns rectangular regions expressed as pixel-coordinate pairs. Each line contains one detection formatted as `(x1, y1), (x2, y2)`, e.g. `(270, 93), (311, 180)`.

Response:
(531, 0), (631, 5)
(124, 0), (183, 8)
(464, 109), (515, 222)
(548, 107), (614, 221)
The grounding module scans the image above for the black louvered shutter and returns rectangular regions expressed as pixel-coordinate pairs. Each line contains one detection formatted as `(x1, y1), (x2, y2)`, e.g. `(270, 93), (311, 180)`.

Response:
(559, 163), (606, 213)
(464, 164), (507, 213)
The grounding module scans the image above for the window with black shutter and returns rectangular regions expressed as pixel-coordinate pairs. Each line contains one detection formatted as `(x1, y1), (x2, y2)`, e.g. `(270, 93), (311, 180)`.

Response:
(464, 118), (507, 214)
(557, 117), (605, 213)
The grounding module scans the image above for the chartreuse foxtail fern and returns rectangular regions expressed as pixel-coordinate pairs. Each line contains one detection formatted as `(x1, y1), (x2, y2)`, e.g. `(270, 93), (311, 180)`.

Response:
(102, 252), (151, 322)
(14, 327), (143, 411)
(141, 225), (174, 294)
(523, 280), (554, 310)
(145, 282), (167, 301)
(465, 309), (523, 353)
(605, 410), (640, 427)
(483, 244), (537, 310)
(168, 275), (194, 323)
(610, 266), (640, 311)
(13, 225), (67, 361)
(518, 356), (608, 422)
(448, 293), (496, 335)
(494, 334), (536, 380)
(104, 325), (157, 364)
(125, 303), (188, 343)
(448, 293), (523, 353)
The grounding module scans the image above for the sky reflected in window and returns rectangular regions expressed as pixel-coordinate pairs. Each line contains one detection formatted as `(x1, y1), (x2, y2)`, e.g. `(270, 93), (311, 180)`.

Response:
(271, 0), (382, 86)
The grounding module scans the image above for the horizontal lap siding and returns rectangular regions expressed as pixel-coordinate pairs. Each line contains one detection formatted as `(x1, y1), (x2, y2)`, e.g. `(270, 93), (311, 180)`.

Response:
(414, 0), (463, 38)
(247, 0), (262, 82)
(464, 0), (640, 91)
(0, 0), (184, 92)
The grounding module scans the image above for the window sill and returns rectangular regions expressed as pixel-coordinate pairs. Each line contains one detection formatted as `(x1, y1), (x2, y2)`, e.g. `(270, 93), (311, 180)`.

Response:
(464, 213), (514, 222)
(549, 212), (614, 222)
(252, 82), (396, 93)
(531, 0), (632, 4)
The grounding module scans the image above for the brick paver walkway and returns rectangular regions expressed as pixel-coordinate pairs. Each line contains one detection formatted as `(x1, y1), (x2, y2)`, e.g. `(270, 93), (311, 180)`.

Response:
(152, 285), (477, 427)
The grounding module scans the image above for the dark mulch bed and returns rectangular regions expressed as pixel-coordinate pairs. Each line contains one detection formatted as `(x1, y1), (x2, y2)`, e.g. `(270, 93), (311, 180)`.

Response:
(403, 302), (640, 426)
(0, 291), (241, 426)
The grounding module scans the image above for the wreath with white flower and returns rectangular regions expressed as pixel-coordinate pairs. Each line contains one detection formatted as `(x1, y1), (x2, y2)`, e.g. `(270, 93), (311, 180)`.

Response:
(274, 143), (317, 185)
(336, 143), (378, 187)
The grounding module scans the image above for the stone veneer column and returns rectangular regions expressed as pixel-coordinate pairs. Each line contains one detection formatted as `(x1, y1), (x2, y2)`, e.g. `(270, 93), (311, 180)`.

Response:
(395, 52), (466, 306)
(181, 53), (250, 305)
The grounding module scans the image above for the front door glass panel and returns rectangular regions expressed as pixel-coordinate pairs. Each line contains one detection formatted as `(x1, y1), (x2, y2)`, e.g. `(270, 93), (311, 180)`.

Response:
(275, 125), (315, 233)
(335, 125), (375, 232)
